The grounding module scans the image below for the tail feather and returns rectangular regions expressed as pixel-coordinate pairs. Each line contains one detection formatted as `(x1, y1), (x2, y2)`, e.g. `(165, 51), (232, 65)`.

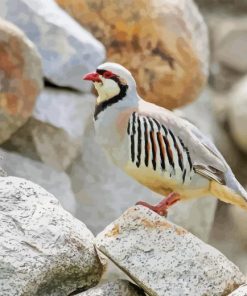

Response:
(224, 168), (247, 201)
(210, 180), (247, 210)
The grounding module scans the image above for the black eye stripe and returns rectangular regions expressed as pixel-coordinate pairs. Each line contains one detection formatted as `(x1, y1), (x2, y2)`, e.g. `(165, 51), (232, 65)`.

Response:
(96, 69), (106, 75)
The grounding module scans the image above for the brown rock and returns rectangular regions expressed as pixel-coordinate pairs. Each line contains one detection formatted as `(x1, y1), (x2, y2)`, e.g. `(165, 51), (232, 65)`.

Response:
(0, 19), (43, 144)
(56, 0), (208, 109)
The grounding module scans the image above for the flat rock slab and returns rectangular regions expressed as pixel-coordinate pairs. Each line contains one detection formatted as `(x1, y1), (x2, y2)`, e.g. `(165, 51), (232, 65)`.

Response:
(77, 280), (145, 296)
(0, 177), (104, 296)
(0, 0), (105, 92)
(228, 284), (247, 295)
(96, 206), (245, 296)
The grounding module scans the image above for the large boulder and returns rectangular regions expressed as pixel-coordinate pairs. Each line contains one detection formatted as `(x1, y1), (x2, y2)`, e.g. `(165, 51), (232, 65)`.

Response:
(3, 88), (94, 170)
(56, 0), (208, 109)
(227, 76), (247, 154)
(0, 0), (105, 92)
(0, 19), (42, 144)
(0, 149), (76, 215)
(0, 177), (104, 295)
(77, 280), (145, 296)
(96, 206), (245, 296)
(69, 89), (217, 241)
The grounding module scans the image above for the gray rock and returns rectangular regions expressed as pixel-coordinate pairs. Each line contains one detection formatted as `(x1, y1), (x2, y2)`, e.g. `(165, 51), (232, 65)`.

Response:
(0, 149), (76, 215)
(3, 88), (95, 170)
(0, 19), (43, 144)
(209, 203), (247, 275)
(228, 284), (247, 296)
(0, 176), (104, 296)
(228, 76), (247, 154)
(0, 0), (105, 92)
(77, 280), (145, 296)
(214, 18), (247, 73)
(96, 206), (245, 296)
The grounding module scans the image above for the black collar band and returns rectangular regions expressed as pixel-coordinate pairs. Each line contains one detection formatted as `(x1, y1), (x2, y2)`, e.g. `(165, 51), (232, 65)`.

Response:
(94, 84), (128, 120)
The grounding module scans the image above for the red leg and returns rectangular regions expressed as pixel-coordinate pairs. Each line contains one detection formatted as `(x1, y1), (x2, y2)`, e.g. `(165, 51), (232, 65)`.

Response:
(136, 192), (180, 216)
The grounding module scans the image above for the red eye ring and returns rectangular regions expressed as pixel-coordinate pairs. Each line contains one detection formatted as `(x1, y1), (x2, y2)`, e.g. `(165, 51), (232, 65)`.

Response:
(103, 71), (114, 79)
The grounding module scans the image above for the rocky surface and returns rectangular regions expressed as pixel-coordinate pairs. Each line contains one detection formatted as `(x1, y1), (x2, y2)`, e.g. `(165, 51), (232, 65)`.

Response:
(0, 149), (76, 215)
(228, 284), (247, 296)
(57, 0), (208, 109)
(0, 177), (104, 296)
(96, 206), (245, 296)
(0, 0), (105, 92)
(0, 19), (42, 144)
(3, 88), (94, 170)
(227, 76), (247, 154)
(77, 280), (145, 296)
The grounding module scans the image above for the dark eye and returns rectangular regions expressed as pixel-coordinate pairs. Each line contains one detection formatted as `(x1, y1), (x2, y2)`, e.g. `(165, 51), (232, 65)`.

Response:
(103, 71), (114, 79)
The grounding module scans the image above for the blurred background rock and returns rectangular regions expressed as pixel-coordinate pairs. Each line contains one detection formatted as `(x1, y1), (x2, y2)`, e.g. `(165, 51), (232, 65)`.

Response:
(0, 0), (247, 281)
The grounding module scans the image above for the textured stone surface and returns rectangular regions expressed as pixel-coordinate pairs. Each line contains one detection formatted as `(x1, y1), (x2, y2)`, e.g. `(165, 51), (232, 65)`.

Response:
(228, 284), (247, 296)
(0, 177), (104, 296)
(57, 0), (208, 109)
(77, 280), (145, 296)
(3, 88), (94, 170)
(69, 89), (217, 241)
(228, 76), (247, 154)
(0, 0), (105, 92)
(96, 206), (245, 296)
(0, 149), (76, 215)
(0, 19), (42, 144)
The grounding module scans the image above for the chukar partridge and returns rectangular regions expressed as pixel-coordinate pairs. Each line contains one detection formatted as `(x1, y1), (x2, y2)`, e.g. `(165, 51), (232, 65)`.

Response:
(83, 62), (247, 216)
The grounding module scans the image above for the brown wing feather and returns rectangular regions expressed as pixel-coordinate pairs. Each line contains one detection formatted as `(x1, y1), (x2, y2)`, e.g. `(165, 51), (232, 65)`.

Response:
(194, 164), (226, 185)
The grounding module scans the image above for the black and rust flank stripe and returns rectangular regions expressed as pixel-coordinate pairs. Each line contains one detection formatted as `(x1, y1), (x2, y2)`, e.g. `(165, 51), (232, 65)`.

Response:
(178, 137), (193, 171)
(148, 118), (157, 170)
(130, 112), (136, 162)
(136, 116), (142, 167)
(163, 133), (174, 169)
(143, 117), (149, 167)
(169, 129), (184, 171)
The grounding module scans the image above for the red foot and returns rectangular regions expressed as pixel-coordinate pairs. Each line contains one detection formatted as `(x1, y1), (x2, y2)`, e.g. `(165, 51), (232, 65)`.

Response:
(136, 192), (180, 216)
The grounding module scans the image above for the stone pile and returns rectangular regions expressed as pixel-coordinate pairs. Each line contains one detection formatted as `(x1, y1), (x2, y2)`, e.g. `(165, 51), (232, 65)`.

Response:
(0, 0), (247, 294)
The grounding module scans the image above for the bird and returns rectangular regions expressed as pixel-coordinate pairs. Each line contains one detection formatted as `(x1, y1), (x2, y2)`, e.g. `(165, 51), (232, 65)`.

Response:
(83, 62), (247, 216)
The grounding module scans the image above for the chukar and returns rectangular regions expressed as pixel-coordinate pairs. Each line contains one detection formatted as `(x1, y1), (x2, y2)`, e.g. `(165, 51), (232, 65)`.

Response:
(83, 62), (247, 216)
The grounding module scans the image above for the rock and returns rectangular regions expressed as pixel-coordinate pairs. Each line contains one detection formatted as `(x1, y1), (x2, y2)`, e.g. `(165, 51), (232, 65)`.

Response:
(0, 149), (76, 215)
(227, 76), (247, 154)
(69, 90), (217, 241)
(96, 206), (245, 296)
(0, 0), (105, 92)
(77, 280), (145, 296)
(228, 284), (247, 296)
(214, 17), (247, 73)
(3, 88), (95, 170)
(210, 203), (247, 275)
(194, 1), (247, 16)
(0, 19), (42, 144)
(0, 177), (104, 295)
(56, 0), (208, 109)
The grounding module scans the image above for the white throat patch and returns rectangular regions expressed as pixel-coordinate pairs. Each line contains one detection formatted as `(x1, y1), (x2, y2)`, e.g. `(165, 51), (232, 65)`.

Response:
(94, 77), (120, 104)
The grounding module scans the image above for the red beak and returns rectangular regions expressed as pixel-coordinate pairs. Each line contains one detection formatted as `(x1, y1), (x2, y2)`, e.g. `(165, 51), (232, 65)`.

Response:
(83, 72), (101, 83)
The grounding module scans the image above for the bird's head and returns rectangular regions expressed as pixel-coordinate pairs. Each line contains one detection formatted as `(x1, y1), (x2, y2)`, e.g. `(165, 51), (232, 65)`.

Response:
(83, 62), (136, 105)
